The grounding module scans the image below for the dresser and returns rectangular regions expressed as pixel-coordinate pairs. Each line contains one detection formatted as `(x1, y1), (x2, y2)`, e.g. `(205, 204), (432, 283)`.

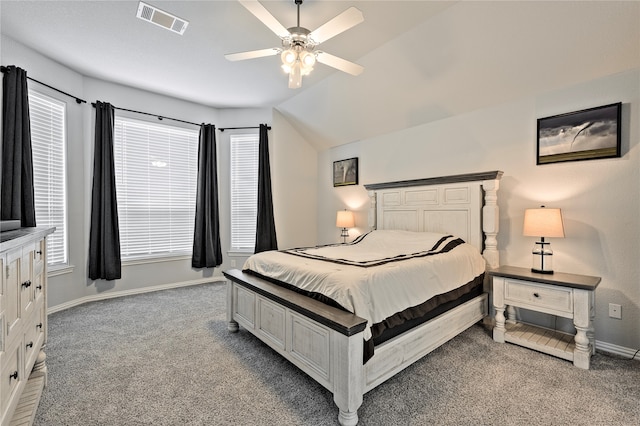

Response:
(490, 265), (601, 369)
(1, 227), (54, 425)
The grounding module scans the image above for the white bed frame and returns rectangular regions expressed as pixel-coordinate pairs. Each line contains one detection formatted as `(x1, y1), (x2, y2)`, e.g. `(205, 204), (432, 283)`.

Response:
(224, 171), (502, 425)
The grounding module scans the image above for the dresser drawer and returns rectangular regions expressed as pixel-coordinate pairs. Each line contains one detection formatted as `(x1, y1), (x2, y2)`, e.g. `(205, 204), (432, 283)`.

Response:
(0, 343), (22, 415)
(24, 302), (45, 375)
(503, 279), (573, 315)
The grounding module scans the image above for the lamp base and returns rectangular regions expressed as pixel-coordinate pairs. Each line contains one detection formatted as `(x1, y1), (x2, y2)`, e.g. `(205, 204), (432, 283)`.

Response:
(340, 227), (349, 244)
(531, 239), (554, 274)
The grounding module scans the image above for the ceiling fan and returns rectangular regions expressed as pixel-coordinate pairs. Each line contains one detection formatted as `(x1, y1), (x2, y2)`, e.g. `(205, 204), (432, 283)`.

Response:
(225, 0), (364, 89)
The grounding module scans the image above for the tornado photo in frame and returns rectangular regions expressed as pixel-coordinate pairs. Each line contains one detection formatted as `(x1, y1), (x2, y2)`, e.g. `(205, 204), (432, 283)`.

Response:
(333, 157), (358, 187)
(537, 102), (621, 165)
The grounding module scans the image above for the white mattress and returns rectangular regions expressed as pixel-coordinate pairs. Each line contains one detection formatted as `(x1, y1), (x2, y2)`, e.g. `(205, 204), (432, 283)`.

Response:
(243, 230), (486, 341)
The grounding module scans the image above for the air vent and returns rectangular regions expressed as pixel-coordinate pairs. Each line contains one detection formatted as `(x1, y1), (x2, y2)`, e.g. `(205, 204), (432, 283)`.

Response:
(136, 1), (188, 35)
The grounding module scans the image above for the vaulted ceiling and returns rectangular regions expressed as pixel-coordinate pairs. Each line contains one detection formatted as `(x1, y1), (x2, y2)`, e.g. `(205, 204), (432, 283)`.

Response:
(1, 1), (452, 108)
(2, 1), (638, 150)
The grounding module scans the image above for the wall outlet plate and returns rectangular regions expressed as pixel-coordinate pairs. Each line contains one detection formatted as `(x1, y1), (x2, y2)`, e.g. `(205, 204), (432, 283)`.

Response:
(609, 303), (622, 319)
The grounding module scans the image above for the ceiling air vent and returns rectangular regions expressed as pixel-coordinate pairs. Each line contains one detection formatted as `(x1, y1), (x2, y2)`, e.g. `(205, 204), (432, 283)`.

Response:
(136, 1), (189, 35)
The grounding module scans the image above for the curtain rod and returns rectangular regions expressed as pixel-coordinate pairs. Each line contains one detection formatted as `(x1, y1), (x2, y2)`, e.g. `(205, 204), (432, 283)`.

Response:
(1, 65), (87, 104)
(218, 126), (271, 132)
(91, 102), (202, 127)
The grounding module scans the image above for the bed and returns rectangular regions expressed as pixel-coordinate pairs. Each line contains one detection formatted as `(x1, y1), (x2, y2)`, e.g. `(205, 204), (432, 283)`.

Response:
(223, 170), (502, 425)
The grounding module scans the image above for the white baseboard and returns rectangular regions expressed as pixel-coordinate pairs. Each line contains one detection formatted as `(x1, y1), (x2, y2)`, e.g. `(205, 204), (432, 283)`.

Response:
(596, 340), (639, 360)
(47, 277), (226, 315)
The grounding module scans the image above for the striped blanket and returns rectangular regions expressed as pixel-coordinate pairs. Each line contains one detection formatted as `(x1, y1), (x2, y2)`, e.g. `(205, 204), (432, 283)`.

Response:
(243, 230), (486, 341)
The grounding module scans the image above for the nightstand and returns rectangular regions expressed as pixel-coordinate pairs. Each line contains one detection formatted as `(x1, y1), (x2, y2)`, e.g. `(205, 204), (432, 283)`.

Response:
(489, 265), (601, 369)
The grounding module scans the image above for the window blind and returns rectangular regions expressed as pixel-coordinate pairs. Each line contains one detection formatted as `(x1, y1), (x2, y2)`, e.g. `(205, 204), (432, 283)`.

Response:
(113, 116), (198, 259)
(29, 89), (67, 265)
(230, 134), (259, 252)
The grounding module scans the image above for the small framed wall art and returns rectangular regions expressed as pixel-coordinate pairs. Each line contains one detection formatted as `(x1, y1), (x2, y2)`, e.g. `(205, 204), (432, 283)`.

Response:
(537, 102), (621, 165)
(333, 157), (358, 187)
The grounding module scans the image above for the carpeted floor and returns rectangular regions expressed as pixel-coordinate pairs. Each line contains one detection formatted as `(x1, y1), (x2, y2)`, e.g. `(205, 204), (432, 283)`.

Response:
(34, 282), (639, 425)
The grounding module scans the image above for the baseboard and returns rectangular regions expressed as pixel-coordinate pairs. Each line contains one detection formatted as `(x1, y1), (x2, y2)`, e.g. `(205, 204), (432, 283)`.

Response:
(596, 340), (640, 360)
(47, 277), (226, 315)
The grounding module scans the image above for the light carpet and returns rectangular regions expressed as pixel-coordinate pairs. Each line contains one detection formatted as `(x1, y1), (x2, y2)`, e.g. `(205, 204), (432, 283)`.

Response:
(34, 282), (640, 425)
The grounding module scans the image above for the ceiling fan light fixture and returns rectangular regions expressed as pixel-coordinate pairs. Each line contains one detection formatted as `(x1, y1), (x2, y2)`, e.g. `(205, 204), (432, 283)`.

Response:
(281, 49), (297, 67)
(299, 50), (316, 68)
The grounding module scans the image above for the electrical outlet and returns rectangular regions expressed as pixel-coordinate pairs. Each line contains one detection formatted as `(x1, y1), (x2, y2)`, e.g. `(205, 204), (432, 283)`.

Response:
(609, 303), (622, 319)
(230, 259), (236, 268)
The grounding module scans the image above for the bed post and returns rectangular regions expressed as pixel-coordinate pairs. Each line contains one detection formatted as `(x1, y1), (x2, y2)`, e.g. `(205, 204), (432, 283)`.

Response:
(481, 178), (500, 269)
(367, 190), (377, 231)
(332, 332), (364, 426)
(226, 280), (239, 333)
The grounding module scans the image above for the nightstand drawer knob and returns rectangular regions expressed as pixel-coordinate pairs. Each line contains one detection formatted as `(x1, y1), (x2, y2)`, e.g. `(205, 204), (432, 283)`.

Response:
(533, 292), (540, 298)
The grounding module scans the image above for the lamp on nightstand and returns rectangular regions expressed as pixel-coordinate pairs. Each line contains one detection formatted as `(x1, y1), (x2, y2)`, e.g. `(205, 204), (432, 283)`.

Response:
(336, 210), (355, 244)
(523, 206), (565, 274)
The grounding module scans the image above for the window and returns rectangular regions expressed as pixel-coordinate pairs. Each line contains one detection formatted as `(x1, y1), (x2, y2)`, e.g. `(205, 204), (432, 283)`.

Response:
(29, 90), (67, 266)
(113, 116), (198, 260)
(230, 133), (259, 252)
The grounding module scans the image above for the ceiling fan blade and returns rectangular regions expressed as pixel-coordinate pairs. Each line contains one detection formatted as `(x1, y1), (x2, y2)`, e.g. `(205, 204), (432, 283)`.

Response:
(288, 66), (302, 89)
(238, 0), (290, 39)
(309, 7), (364, 44)
(316, 52), (364, 76)
(225, 48), (280, 61)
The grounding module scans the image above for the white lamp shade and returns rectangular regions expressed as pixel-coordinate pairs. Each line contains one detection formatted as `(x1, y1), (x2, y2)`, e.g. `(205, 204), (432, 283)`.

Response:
(523, 207), (565, 238)
(336, 210), (355, 228)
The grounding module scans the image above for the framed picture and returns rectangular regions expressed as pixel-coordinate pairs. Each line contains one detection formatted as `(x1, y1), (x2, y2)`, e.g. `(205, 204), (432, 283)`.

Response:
(333, 157), (358, 187)
(537, 102), (621, 165)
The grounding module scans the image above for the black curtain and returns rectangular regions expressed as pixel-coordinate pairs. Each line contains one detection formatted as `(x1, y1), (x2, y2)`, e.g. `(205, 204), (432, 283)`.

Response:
(88, 101), (121, 280)
(254, 124), (277, 253)
(192, 124), (222, 268)
(1, 65), (36, 226)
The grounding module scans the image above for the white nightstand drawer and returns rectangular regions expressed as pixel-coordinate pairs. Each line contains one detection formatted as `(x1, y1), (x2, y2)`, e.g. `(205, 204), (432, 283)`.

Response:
(504, 279), (573, 315)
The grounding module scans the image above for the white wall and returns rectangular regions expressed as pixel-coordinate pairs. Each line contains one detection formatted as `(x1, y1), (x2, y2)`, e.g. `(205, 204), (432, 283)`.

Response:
(271, 109), (318, 249)
(1, 35), (318, 309)
(318, 69), (640, 352)
(2, 35), (88, 306)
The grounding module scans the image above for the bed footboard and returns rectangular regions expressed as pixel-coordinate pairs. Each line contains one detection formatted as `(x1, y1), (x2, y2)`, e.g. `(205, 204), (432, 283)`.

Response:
(224, 269), (488, 425)
(224, 269), (368, 426)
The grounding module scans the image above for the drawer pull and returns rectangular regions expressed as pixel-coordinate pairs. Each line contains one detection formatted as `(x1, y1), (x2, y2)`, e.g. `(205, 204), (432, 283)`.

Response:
(9, 371), (18, 381)
(26, 341), (34, 349)
(36, 323), (43, 329)
(22, 280), (32, 288)
(533, 292), (540, 298)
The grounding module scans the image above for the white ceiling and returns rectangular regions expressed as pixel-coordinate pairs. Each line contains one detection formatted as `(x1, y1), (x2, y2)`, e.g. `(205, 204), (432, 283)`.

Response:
(0, 0), (452, 108)
(2, 1), (638, 150)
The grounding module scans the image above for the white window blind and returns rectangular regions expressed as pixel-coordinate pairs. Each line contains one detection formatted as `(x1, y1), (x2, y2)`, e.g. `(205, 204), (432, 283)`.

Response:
(29, 89), (67, 266)
(113, 116), (198, 260)
(230, 134), (259, 252)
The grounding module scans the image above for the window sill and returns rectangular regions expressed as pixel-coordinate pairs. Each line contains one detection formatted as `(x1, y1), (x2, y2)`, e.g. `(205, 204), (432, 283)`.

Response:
(227, 251), (253, 257)
(48, 264), (75, 277)
(122, 254), (192, 267)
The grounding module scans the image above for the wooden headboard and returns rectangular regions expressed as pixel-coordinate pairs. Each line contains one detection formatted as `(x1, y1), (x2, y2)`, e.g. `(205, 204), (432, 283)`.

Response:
(364, 171), (502, 269)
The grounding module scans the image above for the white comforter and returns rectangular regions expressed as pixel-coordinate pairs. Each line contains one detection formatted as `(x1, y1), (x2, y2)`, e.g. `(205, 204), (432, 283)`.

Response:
(243, 230), (486, 340)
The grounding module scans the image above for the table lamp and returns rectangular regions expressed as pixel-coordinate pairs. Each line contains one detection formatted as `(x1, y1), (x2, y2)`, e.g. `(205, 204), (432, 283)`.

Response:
(523, 206), (565, 274)
(336, 210), (355, 244)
